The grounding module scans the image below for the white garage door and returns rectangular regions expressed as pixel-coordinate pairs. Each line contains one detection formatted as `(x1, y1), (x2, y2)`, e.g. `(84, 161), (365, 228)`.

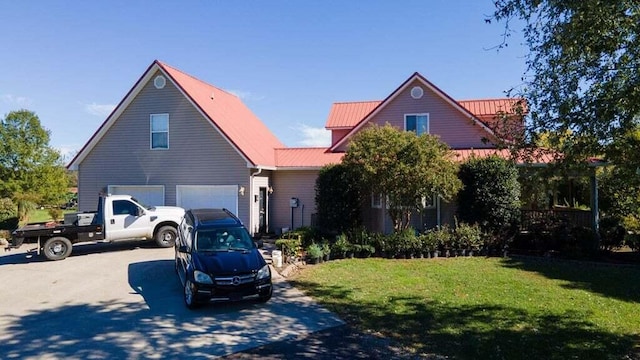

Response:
(108, 185), (165, 207)
(176, 185), (238, 214)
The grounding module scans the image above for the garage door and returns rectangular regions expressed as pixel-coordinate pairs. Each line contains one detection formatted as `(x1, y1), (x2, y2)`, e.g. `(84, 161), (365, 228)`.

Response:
(176, 185), (238, 214)
(107, 185), (165, 207)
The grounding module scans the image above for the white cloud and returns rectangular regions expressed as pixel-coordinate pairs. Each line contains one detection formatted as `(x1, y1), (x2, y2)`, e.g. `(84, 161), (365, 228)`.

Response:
(56, 145), (79, 163)
(1, 94), (33, 107)
(84, 102), (116, 117)
(226, 89), (265, 101)
(294, 124), (331, 147)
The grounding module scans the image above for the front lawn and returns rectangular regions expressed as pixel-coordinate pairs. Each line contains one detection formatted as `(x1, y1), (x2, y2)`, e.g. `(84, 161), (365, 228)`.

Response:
(290, 257), (640, 359)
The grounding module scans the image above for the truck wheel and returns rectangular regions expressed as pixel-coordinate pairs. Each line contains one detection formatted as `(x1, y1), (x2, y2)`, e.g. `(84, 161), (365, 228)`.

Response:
(43, 237), (73, 261)
(155, 226), (177, 248)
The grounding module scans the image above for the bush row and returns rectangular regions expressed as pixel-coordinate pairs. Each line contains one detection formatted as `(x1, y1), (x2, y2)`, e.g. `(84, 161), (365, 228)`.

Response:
(275, 223), (499, 264)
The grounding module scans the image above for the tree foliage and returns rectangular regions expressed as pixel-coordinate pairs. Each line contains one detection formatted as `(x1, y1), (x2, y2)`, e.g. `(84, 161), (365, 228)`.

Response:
(491, 1), (640, 164)
(598, 125), (640, 219)
(315, 163), (362, 233)
(0, 110), (69, 220)
(457, 156), (521, 236)
(343, 124), (462, 232)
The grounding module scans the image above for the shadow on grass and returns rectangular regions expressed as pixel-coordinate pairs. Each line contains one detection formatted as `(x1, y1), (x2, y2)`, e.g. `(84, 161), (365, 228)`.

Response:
(501, 256), (640, 303)
(290, 279), (640, 360)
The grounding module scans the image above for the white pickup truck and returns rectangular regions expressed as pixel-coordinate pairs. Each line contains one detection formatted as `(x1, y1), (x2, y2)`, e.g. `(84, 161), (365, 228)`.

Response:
(9, 194), (185, 261)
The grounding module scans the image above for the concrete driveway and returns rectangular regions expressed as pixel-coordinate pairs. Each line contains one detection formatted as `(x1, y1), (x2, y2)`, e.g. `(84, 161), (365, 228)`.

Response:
(0, 241), (344, 359)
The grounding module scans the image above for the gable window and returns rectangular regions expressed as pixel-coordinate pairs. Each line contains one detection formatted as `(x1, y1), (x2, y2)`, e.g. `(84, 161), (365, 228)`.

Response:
(150, 114), (169, 149)
(405, 114), (429, 135)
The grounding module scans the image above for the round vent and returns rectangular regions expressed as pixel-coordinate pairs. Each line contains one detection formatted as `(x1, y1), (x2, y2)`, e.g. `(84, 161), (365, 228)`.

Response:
(154, 75), (166, 89)
(410, 86), (424, 99)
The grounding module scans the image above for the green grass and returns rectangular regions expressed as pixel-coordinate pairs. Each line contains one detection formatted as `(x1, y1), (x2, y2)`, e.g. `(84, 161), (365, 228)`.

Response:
(28, 208), (76, 223)
(290, 257), (640, 359)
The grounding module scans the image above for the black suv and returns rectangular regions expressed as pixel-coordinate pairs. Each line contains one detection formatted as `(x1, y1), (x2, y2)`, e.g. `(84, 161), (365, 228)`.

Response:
(175, 208), (272, 309)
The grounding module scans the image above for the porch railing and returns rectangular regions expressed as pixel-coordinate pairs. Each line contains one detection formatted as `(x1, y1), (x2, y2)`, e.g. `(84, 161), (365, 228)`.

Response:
(520, 208), (594, 230)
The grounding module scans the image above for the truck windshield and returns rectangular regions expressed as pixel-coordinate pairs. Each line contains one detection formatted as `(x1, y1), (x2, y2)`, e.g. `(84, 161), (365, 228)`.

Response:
(195, 228), (254, 252)
(130, 197), (154, 210)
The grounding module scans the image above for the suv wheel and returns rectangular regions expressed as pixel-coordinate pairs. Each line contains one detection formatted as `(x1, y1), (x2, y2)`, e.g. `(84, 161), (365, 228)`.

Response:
(257, 287), (272, 303)
(184, 280), (199, 309)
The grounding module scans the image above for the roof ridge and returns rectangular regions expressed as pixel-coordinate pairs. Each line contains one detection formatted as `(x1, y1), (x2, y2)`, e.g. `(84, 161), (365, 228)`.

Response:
(333, 100), (382, 105)
(457, 97), (524, 102)
(276, 147), (330, 150)
(156, 60), (239, 99)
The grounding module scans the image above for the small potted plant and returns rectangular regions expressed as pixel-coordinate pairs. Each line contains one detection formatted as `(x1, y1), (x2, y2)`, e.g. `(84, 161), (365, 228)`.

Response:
(321, 241), (331, 261)
(306, 243), (324, 264)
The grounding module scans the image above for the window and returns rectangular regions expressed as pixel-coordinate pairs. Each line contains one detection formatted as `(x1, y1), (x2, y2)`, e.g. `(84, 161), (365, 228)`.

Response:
(371, 193), (382, 209)
(112, 200), (140, 216)
(150, 114), (169, 149)
(405, 114), (429, 135)
(422, 195), (437, 209)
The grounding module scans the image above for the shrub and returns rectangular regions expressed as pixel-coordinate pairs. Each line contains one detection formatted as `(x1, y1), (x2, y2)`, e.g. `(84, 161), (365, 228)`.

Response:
(331, 233), (352, 258)
(626, 234), (640, 252)
(420, 231), (437, 254)
(457, 156), (521, 237)
(315, 164), (362, 233)
(306, 243), (324, 261)
(48, 208), (63, 222)
(389, 228), (418, 257)
(0, 198), (16, 223)
(454, 222), (483, 250)
(275, 238), (301, 259)
(598, 217), (626, 251)
(0, 197), (18, 230)
(432, 225), (453, 250)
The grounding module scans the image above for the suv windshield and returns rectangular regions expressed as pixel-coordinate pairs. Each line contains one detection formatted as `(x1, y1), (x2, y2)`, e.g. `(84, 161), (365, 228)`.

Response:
(195, 227), (255, 252)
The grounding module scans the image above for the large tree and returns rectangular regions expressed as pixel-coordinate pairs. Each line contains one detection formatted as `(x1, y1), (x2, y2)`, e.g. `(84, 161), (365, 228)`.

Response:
(491, 1), (640, 165)
(0, 110), (69, 220)
(343, 124), (462, 232)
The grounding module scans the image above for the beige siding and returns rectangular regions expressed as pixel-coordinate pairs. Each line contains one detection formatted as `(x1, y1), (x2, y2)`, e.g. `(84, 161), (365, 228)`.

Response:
(330, 129), (350, 147)
(368, 79), (491, 148)
(78, 70), (252, 225)
(271, 170), (318, 232)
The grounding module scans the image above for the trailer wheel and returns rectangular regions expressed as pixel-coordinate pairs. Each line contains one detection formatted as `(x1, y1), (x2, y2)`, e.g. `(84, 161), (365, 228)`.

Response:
(43, 237), (73, 261)
(155, 226), (177, 248)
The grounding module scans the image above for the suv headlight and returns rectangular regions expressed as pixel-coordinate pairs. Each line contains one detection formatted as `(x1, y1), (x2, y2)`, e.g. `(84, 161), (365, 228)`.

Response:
(194, 270), (213, 284)
(256, 264), (271, 280)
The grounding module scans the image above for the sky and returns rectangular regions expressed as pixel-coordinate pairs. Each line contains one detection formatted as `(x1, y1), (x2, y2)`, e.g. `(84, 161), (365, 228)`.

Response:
(0, 1), (527, 162)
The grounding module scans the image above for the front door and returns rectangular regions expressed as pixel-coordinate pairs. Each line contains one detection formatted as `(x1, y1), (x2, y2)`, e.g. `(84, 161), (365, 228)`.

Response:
(258, 187), (267, 233)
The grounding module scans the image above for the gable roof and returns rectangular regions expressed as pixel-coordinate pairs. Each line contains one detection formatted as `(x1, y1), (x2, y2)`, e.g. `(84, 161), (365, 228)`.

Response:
(68, 60), (284, 169)
(325, 72), (515, 151)
(326, 98), (524, 131)
(325, 101), (382, 129)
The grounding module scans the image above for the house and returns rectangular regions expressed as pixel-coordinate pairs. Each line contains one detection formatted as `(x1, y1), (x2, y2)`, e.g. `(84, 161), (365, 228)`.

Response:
(68, 60), (524, 235)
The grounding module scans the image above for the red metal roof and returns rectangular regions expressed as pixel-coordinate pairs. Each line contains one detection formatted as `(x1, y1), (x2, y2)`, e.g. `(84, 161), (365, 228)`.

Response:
(324, 98), (524, 130)
(326, 101), (382, 129)
(158, 61), (284, 167)
(453, 148), (555, 164)
(275, 148), (344, 168)
(458, 98), (525, 117)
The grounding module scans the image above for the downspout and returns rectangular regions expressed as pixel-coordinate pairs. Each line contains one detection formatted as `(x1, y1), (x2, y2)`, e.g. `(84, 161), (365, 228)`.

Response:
(250, 168), (263, 235)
